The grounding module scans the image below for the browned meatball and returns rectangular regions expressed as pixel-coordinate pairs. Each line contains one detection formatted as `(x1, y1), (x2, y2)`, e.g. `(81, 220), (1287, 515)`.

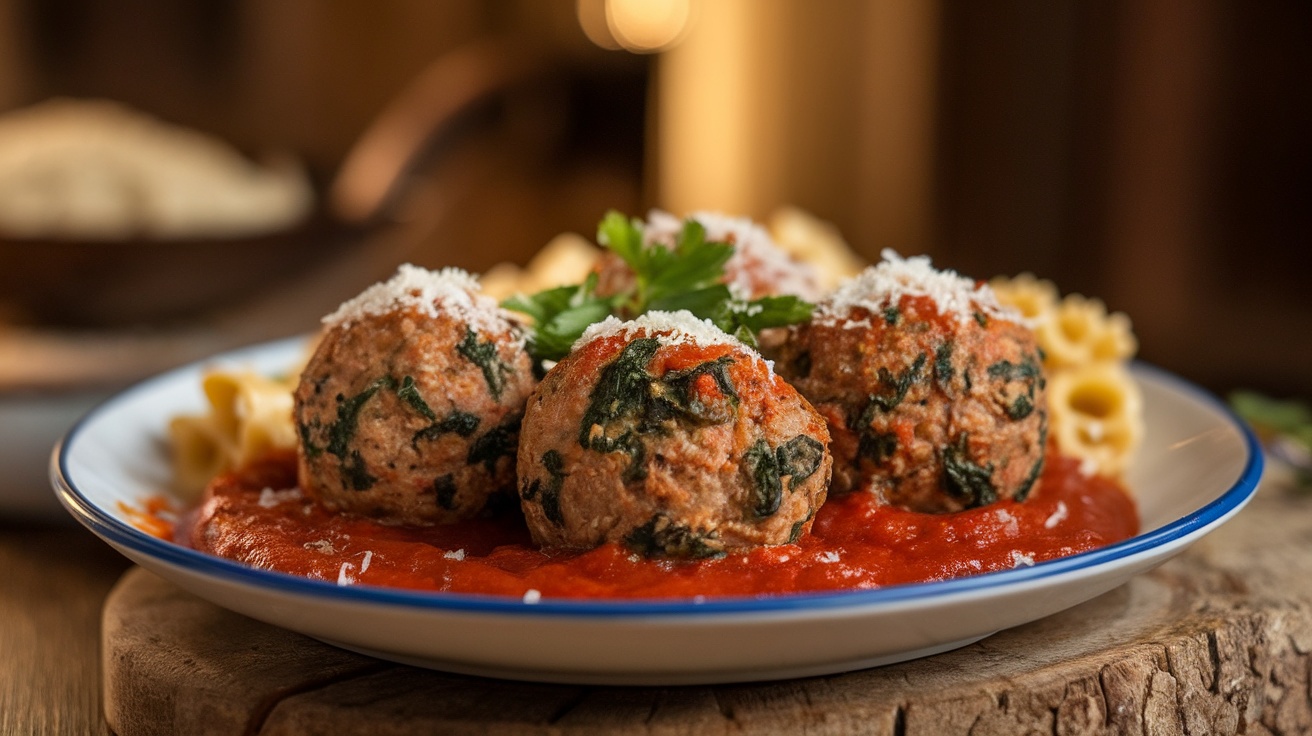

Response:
(775, 252), (1047, 513)
(517, 311), (832, 559)
(295, 265), (535, 525)
(593, 210), (824, 301)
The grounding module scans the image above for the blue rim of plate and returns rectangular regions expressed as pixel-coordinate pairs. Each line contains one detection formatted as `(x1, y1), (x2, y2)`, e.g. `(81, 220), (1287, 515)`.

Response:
(52, 342), (1264, 618)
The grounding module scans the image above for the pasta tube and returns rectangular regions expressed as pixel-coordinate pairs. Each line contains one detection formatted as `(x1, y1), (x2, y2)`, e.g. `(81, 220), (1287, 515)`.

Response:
(1047, 362), (1144, 476)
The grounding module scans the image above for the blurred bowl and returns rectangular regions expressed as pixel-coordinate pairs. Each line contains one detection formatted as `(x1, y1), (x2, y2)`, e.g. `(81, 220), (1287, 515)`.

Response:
(0, 207), (368, 327)
(0, 39), (549, 328)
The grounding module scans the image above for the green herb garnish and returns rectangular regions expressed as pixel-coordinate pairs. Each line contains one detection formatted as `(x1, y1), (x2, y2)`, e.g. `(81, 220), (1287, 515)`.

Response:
(504, 210), (815, 365)
(539, 450), (568, 526)
(412, 410), (481, 446)
(466, 414), (522, 473)
(433, 474), (458, 510)
(987, 356), (1042, 420)
(934, 341), (955, 391)
(1230, 390), (1312, 490)
(396, 375), (437, 421)
(624, 513), (725, 560)
(743, 439), (784, 519)
(942, 433), (997, 508)
(1013, 415), (1048, 502)
(457, 329), (513, 401)
(777, 435), (825, 482)
(861, 352), (927, 417)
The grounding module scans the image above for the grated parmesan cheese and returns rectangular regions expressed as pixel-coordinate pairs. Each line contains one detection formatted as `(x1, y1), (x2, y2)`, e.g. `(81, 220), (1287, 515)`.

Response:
(321, 264), (518, 339)
(1078, 458), (1099, 478)
(994, 508), (1020, 538)
(817, 249), (1026, 328)
(257, 487), (302, 509)
(1010, 550), (1036, 568)
(1044, 501), (1069, 529)
(645, 209), (823, 300)
(337, 562), (355, 586)
(574, 310), (746, 352)
(443, 549), (466, 561)
(522, 588), (542, 604)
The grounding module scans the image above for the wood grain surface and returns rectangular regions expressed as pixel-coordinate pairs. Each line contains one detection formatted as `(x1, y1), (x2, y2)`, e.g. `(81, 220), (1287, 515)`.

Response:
(99, 479), (1312, 736)
(0, 521), (132, 736)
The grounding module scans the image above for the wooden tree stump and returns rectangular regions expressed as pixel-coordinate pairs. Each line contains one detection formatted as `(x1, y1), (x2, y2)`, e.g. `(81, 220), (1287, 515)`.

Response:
(102, 481), (1312, 735)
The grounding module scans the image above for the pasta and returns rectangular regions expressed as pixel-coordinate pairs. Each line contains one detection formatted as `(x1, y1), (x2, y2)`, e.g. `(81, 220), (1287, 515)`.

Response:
(767, 206), (868, 290)
(987, 272), (1059, 323)
(479, 233), (602, 300)
(1035, 294), (1137, 369)
(168, 369), (298, 499)
(992, 274), (1142, 478)
(1046, 362), (1143, 476)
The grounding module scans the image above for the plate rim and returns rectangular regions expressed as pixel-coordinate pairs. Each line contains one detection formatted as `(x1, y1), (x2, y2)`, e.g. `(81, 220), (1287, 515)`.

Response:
(51, 337), (1264, 619)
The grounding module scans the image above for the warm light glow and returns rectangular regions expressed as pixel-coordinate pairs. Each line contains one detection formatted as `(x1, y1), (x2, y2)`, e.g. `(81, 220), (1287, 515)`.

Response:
(577, 0), (620, 50)
(656, 0), (781, 216)
(606, 0), (692, 53)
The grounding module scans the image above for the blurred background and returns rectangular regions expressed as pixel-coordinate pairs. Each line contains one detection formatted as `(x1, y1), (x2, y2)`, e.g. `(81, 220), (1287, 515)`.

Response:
(0, 0), (1307, 398)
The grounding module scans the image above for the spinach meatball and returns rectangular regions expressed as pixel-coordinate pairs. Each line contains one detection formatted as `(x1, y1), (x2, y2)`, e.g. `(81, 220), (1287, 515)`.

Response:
(517, 311), (831, 559)
(295, 265), (534, 525)
(776, 251), (1047, 513)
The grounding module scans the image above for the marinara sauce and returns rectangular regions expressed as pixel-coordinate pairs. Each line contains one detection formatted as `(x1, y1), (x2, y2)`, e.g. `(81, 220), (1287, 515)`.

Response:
(177, 449), (1136, 599)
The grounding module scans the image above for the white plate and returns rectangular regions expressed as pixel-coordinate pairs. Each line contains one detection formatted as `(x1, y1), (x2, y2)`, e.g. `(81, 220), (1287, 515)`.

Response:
(52, 337), (1263, 685)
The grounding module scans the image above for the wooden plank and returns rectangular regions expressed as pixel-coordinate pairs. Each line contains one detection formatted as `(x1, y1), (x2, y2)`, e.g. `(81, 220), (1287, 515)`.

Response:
(102, 481), (1312, 734)
(0, 523), (131, 736)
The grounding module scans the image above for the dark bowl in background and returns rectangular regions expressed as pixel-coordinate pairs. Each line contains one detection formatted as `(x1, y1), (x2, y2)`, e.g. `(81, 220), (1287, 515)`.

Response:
(0, 38), (553, 330)
(0, 206), (369, 328)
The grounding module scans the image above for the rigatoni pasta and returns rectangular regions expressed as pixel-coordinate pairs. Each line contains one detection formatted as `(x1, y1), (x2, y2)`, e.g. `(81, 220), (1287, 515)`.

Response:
(1035, 293), (1137, 369)
(1046, 362), (1144, 476)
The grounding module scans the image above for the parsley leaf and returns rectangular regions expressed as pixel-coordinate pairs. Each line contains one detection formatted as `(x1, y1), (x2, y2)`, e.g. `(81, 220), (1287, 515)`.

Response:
(503, 273), (615, 364)
(504, 210), (815, 366)
(714, 295), (814, 348)
(1230, 390), (1312, 491)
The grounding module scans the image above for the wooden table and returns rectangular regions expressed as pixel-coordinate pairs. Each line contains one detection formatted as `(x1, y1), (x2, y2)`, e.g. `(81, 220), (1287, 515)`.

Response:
(0, 518), (131, 735)
(5, 471), (1312, 735)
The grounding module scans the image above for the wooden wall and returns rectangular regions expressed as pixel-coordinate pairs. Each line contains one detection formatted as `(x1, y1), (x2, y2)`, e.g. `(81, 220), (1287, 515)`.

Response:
(652, 0), (1311, 398)
(0, 0), (1307, 396)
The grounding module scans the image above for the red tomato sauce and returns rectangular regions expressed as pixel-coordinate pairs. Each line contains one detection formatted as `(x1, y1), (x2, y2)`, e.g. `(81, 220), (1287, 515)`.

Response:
(175, 449), (1137, 600)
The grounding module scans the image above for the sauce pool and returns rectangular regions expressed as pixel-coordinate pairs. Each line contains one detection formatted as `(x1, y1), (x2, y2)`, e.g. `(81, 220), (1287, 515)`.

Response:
(176, 449), (1137, 600)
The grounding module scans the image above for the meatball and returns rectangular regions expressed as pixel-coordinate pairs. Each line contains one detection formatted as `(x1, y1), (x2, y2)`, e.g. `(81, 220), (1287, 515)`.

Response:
(593, 209), (824, 302)
(775, 251), (1047, 513)
(294, 265), (535, 525)
(517, 311), (832, 559)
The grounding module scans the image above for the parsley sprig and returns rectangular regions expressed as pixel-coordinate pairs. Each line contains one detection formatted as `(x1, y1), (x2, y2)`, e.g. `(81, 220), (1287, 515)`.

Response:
(503, 210), (814, 365)
(1230, 390), (1312, 490)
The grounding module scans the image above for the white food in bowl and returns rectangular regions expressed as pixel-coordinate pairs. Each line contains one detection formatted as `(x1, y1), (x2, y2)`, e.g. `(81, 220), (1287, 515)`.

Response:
(0, 98), (313, 240)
